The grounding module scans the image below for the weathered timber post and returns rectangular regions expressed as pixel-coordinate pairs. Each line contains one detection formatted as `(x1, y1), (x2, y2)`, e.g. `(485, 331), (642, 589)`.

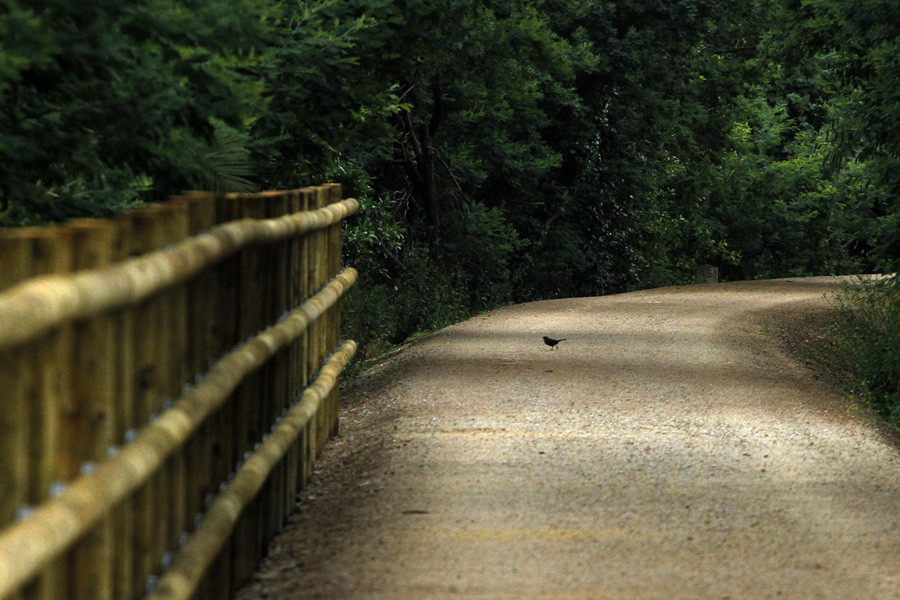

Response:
(326, 183), (343, 439)
(299, 188), (315, 484)
(180, 192), (218, 537)
(176, 191), (221, 600)
(311, 186), (330, 455)
(263, 192), (290, 549)
(109, 208), (136, 600)
(199, 194), (243, 600)
(28, 226), (75, 600)
(126, 203), (185, 596)
(285, 190), (303, 520)
(164, 201), (191, 577)
(0, 231), (34, 600)
(229, 192), (269, 590)
(0, 231), (33, 531)
(66, 219), (120, 600)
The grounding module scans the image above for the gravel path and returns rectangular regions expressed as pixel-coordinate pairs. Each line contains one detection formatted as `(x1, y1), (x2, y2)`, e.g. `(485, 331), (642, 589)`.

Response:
(236, 276), (900, 600)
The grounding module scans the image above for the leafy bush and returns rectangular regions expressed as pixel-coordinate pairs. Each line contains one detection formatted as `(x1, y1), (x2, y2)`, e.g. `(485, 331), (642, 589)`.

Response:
(442, 202), (521, 309)
(341, 193), (470, 359)
(393, 246), (469, 340)
(342, 245), (469, 360)
(831, 278), (900, 426)
(0, 0), (266, 223)
(343, 193), (406, 281)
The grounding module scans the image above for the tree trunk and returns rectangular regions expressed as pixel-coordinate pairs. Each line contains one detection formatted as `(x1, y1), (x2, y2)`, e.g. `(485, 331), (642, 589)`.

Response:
(397, 79), (443, 245)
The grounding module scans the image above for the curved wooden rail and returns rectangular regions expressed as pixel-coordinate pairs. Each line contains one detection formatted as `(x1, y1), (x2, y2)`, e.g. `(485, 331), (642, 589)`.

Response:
(0, 268), (357, 598)
(0, 198), (359, 351)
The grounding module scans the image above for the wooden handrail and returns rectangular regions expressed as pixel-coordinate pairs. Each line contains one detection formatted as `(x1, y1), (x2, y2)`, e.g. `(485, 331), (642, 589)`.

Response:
(0, 198), (359, 351)
(148, 340), (357, 600)
(0, 268), (357, 598)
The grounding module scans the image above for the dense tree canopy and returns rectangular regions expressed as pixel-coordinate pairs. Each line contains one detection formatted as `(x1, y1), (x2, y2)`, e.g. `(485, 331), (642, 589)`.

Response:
(0, 0), (267, 221)
(1, 0), (898, 348)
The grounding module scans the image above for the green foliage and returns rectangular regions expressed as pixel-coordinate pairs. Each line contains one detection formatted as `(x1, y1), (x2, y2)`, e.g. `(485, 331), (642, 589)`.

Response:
(768, 0), (900, 270)
(442, 202), (522, 309)
(342, 246), (469, 359)
(391, 246), (469, 340)
(343, 192), (406, 281)
(342, 195), (520, 356)
(831, 280), (900, 426)
(0, 0), (267, 223)
(0, 169), (153, 226)
(3, 0), (898, 367)
(196, 119), (257, 194)
(250, 0), (406, 188)
(704, 120), (868, 280)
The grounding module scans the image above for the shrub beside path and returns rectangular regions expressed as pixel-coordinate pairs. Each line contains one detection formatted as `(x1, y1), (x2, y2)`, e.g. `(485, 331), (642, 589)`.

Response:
(237, 276), (900, 599)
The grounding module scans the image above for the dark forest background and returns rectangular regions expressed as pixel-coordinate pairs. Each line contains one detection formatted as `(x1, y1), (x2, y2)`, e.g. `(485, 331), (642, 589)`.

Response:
(4, 0), (900, 419)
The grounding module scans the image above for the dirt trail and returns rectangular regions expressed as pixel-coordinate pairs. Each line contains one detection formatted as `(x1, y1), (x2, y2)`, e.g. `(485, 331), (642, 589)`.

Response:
(236, 277), (900, 600)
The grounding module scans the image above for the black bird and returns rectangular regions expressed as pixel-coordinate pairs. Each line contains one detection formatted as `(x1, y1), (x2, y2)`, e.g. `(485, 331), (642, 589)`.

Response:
(543, 336), (566, 350)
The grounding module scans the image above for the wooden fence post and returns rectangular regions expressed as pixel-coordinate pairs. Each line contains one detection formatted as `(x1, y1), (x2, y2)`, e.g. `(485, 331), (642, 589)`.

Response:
(326, 183), (343, 438)
(298, 188), (315, 486)
(0, 231), (33, 531)
(168, 201), (191, 558)
(284, 190), (305, 519)
(283, 189), (301, 519)
(66, 219), (120, 600)
(180, 192), (218, 539)
(0, 226), (76, 600)
(30, 227), (75, 600)
(263, 192), (290, 553)
(229, 193), (267, 590)
(175, 192), (219, 600)
(110, 209), (136, 600)
(0, 187), (358, 600)
(125, 202), (186, 596)
(309, 186), (329, 455)
(197, 194), (243, 600)
(0, 231), (34, 600)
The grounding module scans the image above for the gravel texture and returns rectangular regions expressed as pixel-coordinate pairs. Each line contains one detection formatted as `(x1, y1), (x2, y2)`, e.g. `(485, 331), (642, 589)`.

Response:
(235, 276), (900, 600)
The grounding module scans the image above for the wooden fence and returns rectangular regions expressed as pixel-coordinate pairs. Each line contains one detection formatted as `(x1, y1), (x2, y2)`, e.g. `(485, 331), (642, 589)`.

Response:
(0, 184), (359, 600)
